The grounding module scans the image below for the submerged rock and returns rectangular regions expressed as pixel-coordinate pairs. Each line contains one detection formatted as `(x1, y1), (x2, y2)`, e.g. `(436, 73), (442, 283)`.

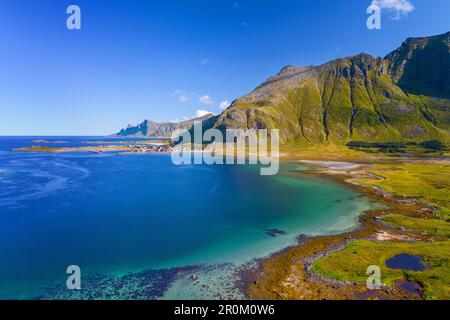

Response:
(264, 228), (287, 237)
(191, 275), (199, 281)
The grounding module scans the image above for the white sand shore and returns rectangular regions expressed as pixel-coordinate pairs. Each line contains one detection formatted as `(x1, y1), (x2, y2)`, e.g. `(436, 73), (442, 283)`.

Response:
(299, 160), (360, 170)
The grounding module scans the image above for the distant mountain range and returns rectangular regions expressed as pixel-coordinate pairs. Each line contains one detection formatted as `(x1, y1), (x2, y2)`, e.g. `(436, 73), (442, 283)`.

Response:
(117, 32), (450, 145)
(115, 113), (216, 138)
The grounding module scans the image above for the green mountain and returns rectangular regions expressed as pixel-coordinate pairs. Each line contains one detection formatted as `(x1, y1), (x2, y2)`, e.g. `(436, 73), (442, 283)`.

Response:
(212, 32), (450, 145)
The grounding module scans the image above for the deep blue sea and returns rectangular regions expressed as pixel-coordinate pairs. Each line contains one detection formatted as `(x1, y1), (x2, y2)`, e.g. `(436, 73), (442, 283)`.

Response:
(0, 137), (375, 299)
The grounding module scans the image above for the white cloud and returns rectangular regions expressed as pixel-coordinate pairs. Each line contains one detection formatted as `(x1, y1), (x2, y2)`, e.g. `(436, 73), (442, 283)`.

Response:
(172, 89), (190, 103)
(178, 95), (190, 103)
(199, 95), (213, 105)
(200, 58), (209, 65)
(172, 89), (184, 95)
(196, 110), (215, 118)
(219, 100), (231, 110)
(371, 0), (415, 19)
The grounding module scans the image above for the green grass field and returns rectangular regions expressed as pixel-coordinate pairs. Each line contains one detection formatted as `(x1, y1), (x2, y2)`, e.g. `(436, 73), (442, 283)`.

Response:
(356, 163), (450, 218)
(312, 161), (450, 300)
(382, 215), (450, 238)
(312, 240), (450, 300)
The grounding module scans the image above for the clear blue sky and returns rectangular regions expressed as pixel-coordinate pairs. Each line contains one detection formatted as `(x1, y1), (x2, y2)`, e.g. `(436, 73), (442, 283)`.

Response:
(1, 0), (449, 135)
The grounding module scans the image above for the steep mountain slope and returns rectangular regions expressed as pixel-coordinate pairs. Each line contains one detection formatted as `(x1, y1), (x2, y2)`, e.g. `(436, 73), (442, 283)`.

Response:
(213, 32), (450, 145)
(116, 113), (216, 138)
(386, 32), (450, 99)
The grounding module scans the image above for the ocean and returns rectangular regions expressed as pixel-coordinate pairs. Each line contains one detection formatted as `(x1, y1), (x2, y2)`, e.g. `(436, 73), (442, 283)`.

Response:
(0, 137), (375, 299)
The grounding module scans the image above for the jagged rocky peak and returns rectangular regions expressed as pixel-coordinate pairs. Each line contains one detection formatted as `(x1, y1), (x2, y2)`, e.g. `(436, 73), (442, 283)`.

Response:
(116, 113), (215, 138)
(351, 53), (383, 69)
(318, 52), (385, 79)
(277, 65), (313, 76)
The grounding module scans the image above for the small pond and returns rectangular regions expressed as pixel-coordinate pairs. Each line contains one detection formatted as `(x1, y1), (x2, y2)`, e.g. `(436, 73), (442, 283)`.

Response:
(385, 254), (428, 271)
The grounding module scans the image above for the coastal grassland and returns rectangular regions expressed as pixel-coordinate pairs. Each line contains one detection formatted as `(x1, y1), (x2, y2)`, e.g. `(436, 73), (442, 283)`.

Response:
(304, 160), (450, 300)
(248, 155), (450, 300)
(311, 240), (450, 300)
(14, 146), (61, 152)
(280, 143), (372, 160)
(355, 163), (450, 218)
(382, 215), (450, 238)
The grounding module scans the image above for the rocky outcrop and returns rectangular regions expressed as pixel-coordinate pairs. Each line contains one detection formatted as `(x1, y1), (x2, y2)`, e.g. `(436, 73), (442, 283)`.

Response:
(115, 113), (216, 138)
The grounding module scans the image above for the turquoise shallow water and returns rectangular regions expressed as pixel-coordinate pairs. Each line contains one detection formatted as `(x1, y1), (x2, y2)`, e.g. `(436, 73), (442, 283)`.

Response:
(0, 137), (376, 299)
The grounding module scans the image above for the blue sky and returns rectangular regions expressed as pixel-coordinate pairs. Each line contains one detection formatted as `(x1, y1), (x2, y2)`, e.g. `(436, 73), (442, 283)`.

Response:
(1, 0), (449, 135)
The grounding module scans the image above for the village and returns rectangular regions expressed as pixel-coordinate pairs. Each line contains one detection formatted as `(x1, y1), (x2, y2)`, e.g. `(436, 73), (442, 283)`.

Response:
(125, 144), (173, 154)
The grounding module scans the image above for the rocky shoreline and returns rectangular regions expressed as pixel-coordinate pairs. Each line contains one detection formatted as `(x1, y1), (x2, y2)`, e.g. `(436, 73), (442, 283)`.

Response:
(241, 157), (443, 300)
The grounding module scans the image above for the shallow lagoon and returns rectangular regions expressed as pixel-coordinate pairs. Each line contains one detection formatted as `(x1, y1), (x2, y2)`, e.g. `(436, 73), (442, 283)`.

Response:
(0, 137), (376, 299)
